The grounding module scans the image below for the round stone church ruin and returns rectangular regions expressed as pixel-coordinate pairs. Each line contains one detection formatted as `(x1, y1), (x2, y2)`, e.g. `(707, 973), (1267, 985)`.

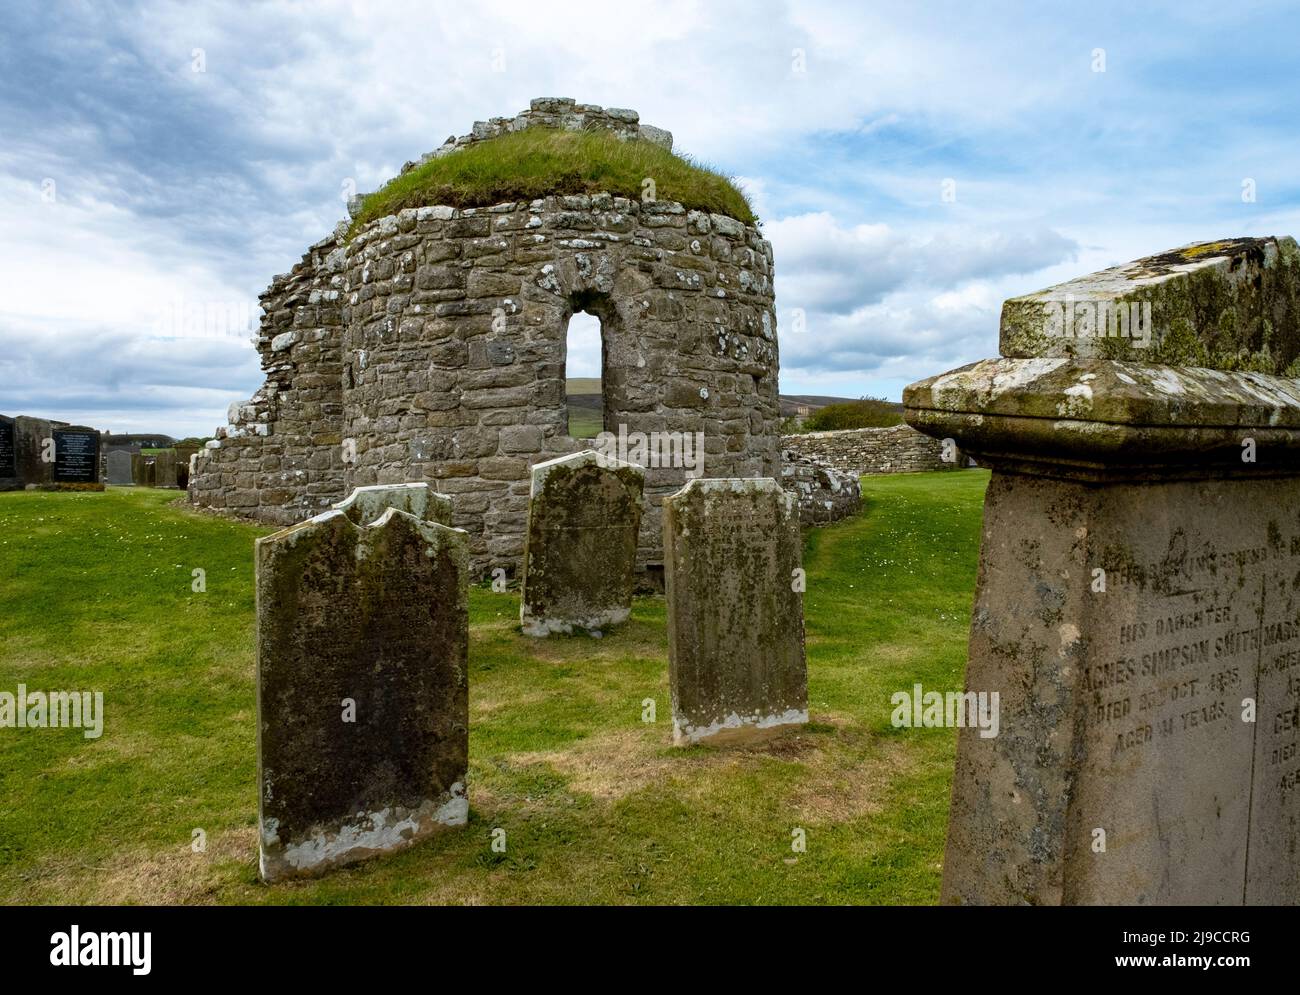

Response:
(190, 98), (783, 575)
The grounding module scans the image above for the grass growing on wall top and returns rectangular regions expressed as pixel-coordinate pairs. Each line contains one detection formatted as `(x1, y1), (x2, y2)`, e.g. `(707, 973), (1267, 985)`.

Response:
(348, 128), (757, 237)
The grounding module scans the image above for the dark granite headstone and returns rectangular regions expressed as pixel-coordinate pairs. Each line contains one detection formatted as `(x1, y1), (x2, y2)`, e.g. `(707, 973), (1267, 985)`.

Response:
(256, 506), (471, 881)
(0, 416), (16, 490)
(52, 427), (100, 483)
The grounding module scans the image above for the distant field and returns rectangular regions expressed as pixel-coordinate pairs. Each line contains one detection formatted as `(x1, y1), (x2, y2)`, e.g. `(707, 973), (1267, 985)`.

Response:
(564, 379), (874, 431)
(0, 470), (989, 904)
(567, 406), (603, 439)
(566, 378), (603, 439)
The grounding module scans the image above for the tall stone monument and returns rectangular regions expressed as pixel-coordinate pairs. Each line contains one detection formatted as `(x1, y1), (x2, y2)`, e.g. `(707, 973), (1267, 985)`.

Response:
(905, 237), (1300, 905)
(663, 477), (808, 745)
(255, 505), (470, 882)
(519, 450), (645, 636)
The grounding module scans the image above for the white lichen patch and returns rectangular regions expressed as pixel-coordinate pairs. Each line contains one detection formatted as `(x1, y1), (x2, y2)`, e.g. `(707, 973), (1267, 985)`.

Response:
(672, 708), (809, 746)
(1057, 381), (1095, 417)
(260, 783), (468, 883)
(520, 605), (630, 637)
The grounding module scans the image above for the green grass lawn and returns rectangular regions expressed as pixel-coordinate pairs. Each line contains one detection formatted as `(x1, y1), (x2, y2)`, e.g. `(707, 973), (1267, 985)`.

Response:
(0, 470), (989, 905)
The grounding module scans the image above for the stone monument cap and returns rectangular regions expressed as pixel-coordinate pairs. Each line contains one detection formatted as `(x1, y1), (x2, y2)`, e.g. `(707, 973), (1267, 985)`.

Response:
(1000, 236), (1299, 372)
(528, 449), (644, 498)
(329, 481), (453, 527)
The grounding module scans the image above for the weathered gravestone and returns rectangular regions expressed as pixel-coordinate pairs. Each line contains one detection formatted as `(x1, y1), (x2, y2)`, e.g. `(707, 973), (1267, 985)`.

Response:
(0, 416), (16, 491)
(52, 427), (102, 489)
(663, 478), (808, 745)
(519, 450), (645, 636)
(256, 506), (470, 882)
(105, 451), (133, 485)
(131, 453), (155, 487)
(11, 416), (55, 488)
(152, 450), (178, 488)
(333, 482), (453, 528)
(905, 237), (1300, 905)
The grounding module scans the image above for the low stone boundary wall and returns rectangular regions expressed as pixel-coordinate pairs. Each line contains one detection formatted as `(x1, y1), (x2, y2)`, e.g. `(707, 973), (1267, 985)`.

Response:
(781, 424), (962, 476)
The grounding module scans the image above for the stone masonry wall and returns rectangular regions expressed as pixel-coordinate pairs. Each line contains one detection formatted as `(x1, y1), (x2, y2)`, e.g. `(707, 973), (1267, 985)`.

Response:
(340, 194), (780, 572)
(781, 424), (963, 476)
(188, 234), (349, 525)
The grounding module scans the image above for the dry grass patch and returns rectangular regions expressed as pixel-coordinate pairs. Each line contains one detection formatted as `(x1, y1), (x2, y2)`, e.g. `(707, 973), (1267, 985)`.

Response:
(9, 826), (256, 905)
(511, 727), (677, 801)
(786, 734), (917, 824)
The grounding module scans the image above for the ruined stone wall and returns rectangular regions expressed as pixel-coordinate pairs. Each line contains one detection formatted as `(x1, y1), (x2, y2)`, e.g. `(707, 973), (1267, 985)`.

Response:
(191, 100), (780, 572)
(781, 424), (962, 476)
(188, 234), (349, 525)
(780, 451), (861, 525)
(340, 195), (780, 572)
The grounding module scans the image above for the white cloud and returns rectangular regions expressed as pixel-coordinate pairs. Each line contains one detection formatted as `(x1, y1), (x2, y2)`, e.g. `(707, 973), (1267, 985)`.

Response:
(2, 0), (1296, 432)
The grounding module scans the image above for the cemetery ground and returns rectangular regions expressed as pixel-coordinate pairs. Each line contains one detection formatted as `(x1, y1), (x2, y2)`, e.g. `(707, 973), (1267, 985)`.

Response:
(0, 470), (987, 905)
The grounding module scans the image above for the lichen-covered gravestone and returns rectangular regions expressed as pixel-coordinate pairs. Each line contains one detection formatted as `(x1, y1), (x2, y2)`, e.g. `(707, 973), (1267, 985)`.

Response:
(131, 453), (154, 487)
(905, 237), (1300, 905)
(663, 478), (808, 745)
(152, 450), (177, 488)
(255, 506), (470, 882)
(9, 416), (53, 488)
(332, 481), (452, 527)
(519, 450), (645, 636)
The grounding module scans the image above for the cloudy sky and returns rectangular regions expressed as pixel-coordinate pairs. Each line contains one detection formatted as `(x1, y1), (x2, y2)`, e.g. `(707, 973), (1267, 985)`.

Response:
(3, 1), (1298, 437)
